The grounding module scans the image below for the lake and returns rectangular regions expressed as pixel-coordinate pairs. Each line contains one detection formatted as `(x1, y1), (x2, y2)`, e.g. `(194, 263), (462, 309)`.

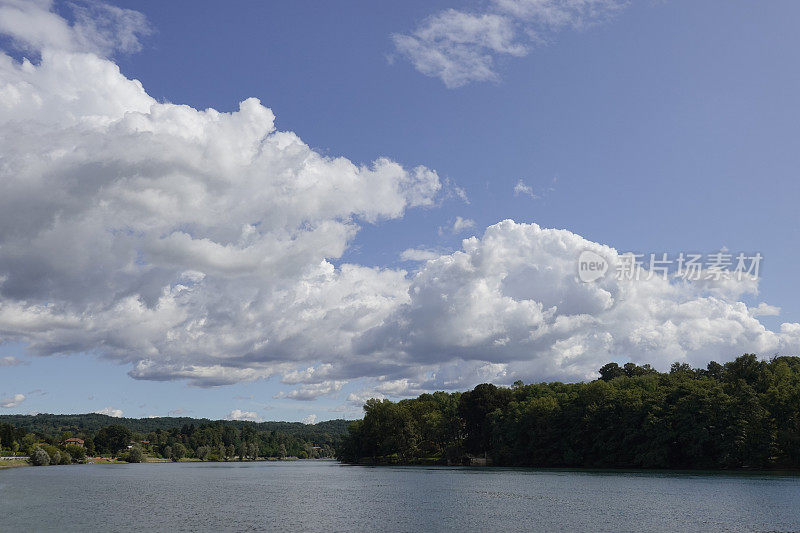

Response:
(2, 461), (800, 532)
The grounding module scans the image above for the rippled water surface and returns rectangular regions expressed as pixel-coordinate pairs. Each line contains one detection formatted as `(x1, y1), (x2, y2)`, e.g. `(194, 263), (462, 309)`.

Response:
(2, 461), (800, 532)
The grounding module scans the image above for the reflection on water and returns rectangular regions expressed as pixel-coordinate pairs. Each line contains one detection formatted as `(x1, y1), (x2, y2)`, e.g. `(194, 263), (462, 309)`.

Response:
(2, 461), (800, 532)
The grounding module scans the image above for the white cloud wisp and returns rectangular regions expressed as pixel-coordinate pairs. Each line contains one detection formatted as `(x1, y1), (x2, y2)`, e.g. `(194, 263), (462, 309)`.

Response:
(393, 0), (627, 87)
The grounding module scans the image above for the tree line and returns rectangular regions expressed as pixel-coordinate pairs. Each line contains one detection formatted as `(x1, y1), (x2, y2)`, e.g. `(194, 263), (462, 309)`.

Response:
(0, 415), (349, 466)
(0, 413), (349, 439)
(337, 354), (800, 469)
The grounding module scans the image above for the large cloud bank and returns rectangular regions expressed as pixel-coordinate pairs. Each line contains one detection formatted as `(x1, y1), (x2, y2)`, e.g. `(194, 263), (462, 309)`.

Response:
(358, 221), (800, 395)
(0, 1), (798, 401)
(0, 0), (439, 389)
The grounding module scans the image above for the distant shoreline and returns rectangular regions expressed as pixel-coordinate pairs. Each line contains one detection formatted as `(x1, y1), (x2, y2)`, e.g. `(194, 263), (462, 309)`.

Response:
(1, 415), (346, 466)
(0, 456), (339, 470)
(6, 460), (800, 479)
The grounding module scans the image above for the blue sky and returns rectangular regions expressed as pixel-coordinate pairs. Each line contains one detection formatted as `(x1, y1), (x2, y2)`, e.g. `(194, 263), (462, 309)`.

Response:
(1, 0), (799, 422)
(109, 0), (799, 301)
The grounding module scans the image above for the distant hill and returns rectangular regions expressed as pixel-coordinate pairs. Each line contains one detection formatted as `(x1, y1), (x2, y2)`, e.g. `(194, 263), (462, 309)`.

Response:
(0, 413), (353, 438)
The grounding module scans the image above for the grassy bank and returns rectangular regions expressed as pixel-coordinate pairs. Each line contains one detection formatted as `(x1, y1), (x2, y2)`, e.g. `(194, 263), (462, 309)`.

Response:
(0, 459), (29, 469)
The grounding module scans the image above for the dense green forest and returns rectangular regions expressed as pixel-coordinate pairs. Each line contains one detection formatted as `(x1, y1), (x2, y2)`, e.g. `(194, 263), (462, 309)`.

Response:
(0, 413), (349, 465)
(337, 354), (800, 470)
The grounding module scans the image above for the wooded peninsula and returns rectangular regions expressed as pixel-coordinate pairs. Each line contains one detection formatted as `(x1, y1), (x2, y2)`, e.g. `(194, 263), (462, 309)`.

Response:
(337, 354), (800, 470)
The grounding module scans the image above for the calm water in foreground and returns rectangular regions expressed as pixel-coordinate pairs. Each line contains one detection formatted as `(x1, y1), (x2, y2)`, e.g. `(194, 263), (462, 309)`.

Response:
(2, 461), (800, 532)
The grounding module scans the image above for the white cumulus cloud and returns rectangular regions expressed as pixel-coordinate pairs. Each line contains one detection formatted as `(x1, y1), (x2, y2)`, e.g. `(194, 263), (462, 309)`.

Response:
(227, 409), (261, 422)
(0, 356), (25, 366)
(356, 220), (800, 388)
(400, 248), (442, 262)
(0, 0), (150, 57)
(346, 390), (386, 406)
(95, 406), (123, 417)
(275, 380), (346, 401)
(0, 393), (25, 408)
(452, 216), (476, 233)
(393, 9), (527, 88)
(0, 1), (440, 388)
(749, 302), (781, 317)
(513, 178), (537, 198)
(439, 216), (477, 236)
